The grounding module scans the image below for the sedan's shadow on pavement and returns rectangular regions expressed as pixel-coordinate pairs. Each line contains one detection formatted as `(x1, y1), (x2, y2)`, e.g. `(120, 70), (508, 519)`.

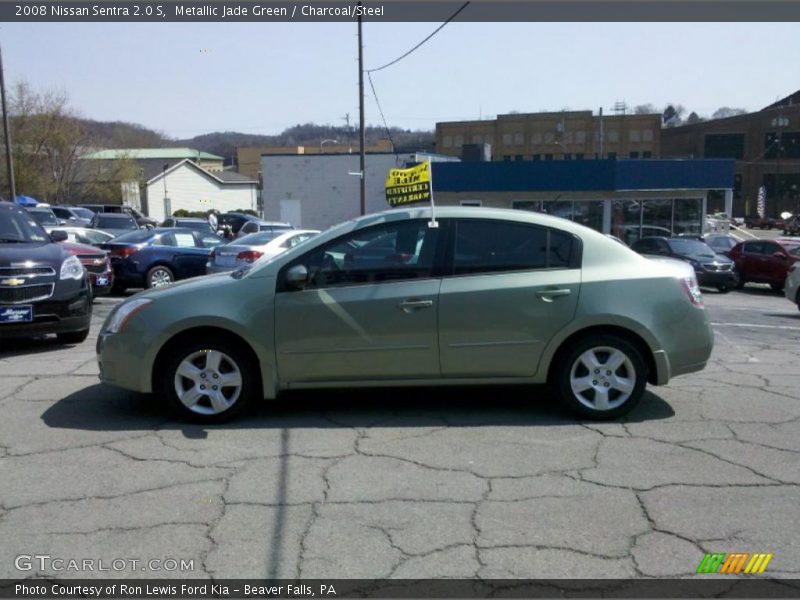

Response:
(41, 383), (675, 438)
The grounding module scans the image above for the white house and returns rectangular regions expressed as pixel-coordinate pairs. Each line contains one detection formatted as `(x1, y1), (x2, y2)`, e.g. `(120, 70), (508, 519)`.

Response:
(145, 159), (258, 222)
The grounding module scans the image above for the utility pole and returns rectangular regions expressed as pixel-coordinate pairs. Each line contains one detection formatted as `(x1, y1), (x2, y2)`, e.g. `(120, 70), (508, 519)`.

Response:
(0, 44), (17, 202)
(357, 2), (366, 215)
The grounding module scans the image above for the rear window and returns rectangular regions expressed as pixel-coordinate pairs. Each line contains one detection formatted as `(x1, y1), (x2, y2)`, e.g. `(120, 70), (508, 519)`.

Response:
(237, 231), (279, 245)
(453, 220), (577, 274)
(96, 214), (137, 229)
(112, 230), (154, 243)
(29, 210), (59, 226)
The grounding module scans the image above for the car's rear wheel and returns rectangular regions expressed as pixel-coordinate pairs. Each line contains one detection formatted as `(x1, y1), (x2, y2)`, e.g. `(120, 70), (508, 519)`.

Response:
(56, 329), (89, 345)
(555, 334), (647, 420)
(160, 339), (256, 423)
(735, 276), (746, 289)
(770, 282), (784, 292)
(796, 289), (800, 312)
(146, 265), (174, 289)
(716, 285), (731, 293)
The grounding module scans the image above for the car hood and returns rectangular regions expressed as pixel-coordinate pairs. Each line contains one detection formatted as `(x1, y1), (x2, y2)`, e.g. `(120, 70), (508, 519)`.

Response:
(0, 241), (69, 267)
(133, 270), (246, 301)
(674, 252), (733, 265)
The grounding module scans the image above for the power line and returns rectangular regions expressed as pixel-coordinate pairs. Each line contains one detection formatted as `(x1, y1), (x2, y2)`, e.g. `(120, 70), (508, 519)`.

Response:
(366, 72), (395, 151)
(366, 2), (470, 73)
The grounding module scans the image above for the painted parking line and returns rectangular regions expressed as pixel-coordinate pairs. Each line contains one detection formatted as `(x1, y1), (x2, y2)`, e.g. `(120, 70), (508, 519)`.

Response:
(711, 322), (800, 331)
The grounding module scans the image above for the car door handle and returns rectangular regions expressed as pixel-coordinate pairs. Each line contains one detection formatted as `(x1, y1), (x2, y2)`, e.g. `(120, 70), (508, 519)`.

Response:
(398, 299), (434, 313)
(536, 288), (572, 302)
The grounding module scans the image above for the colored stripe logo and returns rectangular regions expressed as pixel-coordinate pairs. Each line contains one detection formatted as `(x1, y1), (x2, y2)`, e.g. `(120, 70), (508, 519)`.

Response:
(697, 553), (773, 574)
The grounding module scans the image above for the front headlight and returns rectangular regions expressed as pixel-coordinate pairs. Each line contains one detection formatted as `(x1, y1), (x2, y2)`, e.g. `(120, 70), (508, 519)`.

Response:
(60, 255), (84, 280)
(104, 298), (152, 333)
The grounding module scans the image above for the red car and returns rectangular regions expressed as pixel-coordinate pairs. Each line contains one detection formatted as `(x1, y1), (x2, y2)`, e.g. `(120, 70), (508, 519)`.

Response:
(59, 241), (114, 296)
(727, 239), (800, 291)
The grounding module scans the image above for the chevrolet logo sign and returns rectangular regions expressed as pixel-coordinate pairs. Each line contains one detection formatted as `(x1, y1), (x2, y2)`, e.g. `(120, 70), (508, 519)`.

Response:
(1, 278), (26, 286)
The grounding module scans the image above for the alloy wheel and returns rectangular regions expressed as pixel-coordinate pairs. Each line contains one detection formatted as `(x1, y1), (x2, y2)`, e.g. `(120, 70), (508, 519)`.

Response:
(569, 346), (636, 411)
(149, 268), (173, 288)
(173, 349), (243, 415)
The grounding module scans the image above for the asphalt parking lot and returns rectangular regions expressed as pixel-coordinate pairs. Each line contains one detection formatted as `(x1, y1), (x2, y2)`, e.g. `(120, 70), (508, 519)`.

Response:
(1, 287), (799, 580)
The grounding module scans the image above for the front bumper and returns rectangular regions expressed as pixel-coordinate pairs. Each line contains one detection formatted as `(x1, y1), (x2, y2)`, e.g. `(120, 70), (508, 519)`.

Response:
(89, 270), (114, 296)
(0, 281), (92, 340)
(696, 269), (737, 288)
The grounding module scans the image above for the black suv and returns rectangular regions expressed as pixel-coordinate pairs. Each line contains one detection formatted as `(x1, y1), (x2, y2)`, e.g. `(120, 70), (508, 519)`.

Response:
(0, 201), (92, 343)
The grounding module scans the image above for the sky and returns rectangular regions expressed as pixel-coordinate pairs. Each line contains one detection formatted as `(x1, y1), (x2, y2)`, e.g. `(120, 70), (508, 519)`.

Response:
(1, 21), (799, 139)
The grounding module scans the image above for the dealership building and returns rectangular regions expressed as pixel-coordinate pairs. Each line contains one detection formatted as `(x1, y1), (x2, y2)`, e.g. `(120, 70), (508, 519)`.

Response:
(261, 153), (734, 243)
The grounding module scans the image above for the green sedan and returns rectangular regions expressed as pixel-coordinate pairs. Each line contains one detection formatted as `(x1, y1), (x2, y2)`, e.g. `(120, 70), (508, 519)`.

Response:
(97, 207), (714, 423)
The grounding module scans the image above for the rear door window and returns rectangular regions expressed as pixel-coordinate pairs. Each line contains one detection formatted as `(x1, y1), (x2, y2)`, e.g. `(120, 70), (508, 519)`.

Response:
(452, 220), (577, 275)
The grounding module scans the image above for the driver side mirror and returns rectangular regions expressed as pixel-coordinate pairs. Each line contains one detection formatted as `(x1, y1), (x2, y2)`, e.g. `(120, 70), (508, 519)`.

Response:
(50, 230), (68, 242)
(285, 264), (308, 289)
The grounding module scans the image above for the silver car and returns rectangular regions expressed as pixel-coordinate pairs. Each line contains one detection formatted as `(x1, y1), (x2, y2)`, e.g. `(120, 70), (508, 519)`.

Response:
(207, 229), (319, 274)
(97, 207), (714, 423)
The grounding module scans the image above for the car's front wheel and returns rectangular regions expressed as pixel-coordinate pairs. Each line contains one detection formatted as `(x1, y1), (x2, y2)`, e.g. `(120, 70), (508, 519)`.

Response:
(146, 265), (174, 289)
(160, 339), (256, 423)
(554, 334), (647, 420)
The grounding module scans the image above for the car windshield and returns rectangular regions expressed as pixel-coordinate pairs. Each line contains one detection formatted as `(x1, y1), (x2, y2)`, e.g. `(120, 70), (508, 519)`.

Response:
(707, 236), (736, 251)
(96, 214), (137, 229)
(111, 230), (154, 244)
(236, 231), (280, 245)
(178, 220), (212, 232)
(29, 209), (59, 226)
(667, 239), (716, 258)
(0, 208), (49, 243)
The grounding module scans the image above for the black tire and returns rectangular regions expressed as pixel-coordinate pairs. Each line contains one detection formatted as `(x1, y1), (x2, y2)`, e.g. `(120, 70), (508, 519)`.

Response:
(146, 265), (174, 289)
(716, 285), (731, 293)
(796, 290), (800, 313)
(159, 337), (256, 423)
(735, 276), (746, 290)
(770, 282), (784, 292)
(56, 329), (90, 345)
(111, 282), (128, 294)
(553, 334), (648, 420)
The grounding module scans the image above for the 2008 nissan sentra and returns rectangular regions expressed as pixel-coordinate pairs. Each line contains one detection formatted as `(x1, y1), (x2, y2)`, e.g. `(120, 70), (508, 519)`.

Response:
(96, 207), (714, 423)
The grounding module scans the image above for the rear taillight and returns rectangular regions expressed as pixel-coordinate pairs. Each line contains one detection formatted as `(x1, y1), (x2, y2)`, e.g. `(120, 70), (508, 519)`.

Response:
(110, 246), (138, 259)
(236, 250), (263, 262)
(679, 276), (704, 308)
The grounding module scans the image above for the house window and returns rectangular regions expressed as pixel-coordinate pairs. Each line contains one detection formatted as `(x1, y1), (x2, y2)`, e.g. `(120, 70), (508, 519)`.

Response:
(515, 155), (524, 161)
(563, 154), (573, 160)
(443, 136), (453, 148)
(503, 155), (512, 162)
(576, 153), (584, 160)
(453, 135), (464, 147)
(642, 129), (653, 142)
(544, 153), (554, 160)
(532, 154), (541, 161)
(642, 151), (652, 159)
(502, 133), (513, 145)
(575, 131), (587, 144)
(607, 152), (617, 159)
(513, 132), (524, 145)
(532, 132), (543, 144)
(629, 130), (641, 142)
(544, 132), (555, 143)
(630, 151), (640, 158)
